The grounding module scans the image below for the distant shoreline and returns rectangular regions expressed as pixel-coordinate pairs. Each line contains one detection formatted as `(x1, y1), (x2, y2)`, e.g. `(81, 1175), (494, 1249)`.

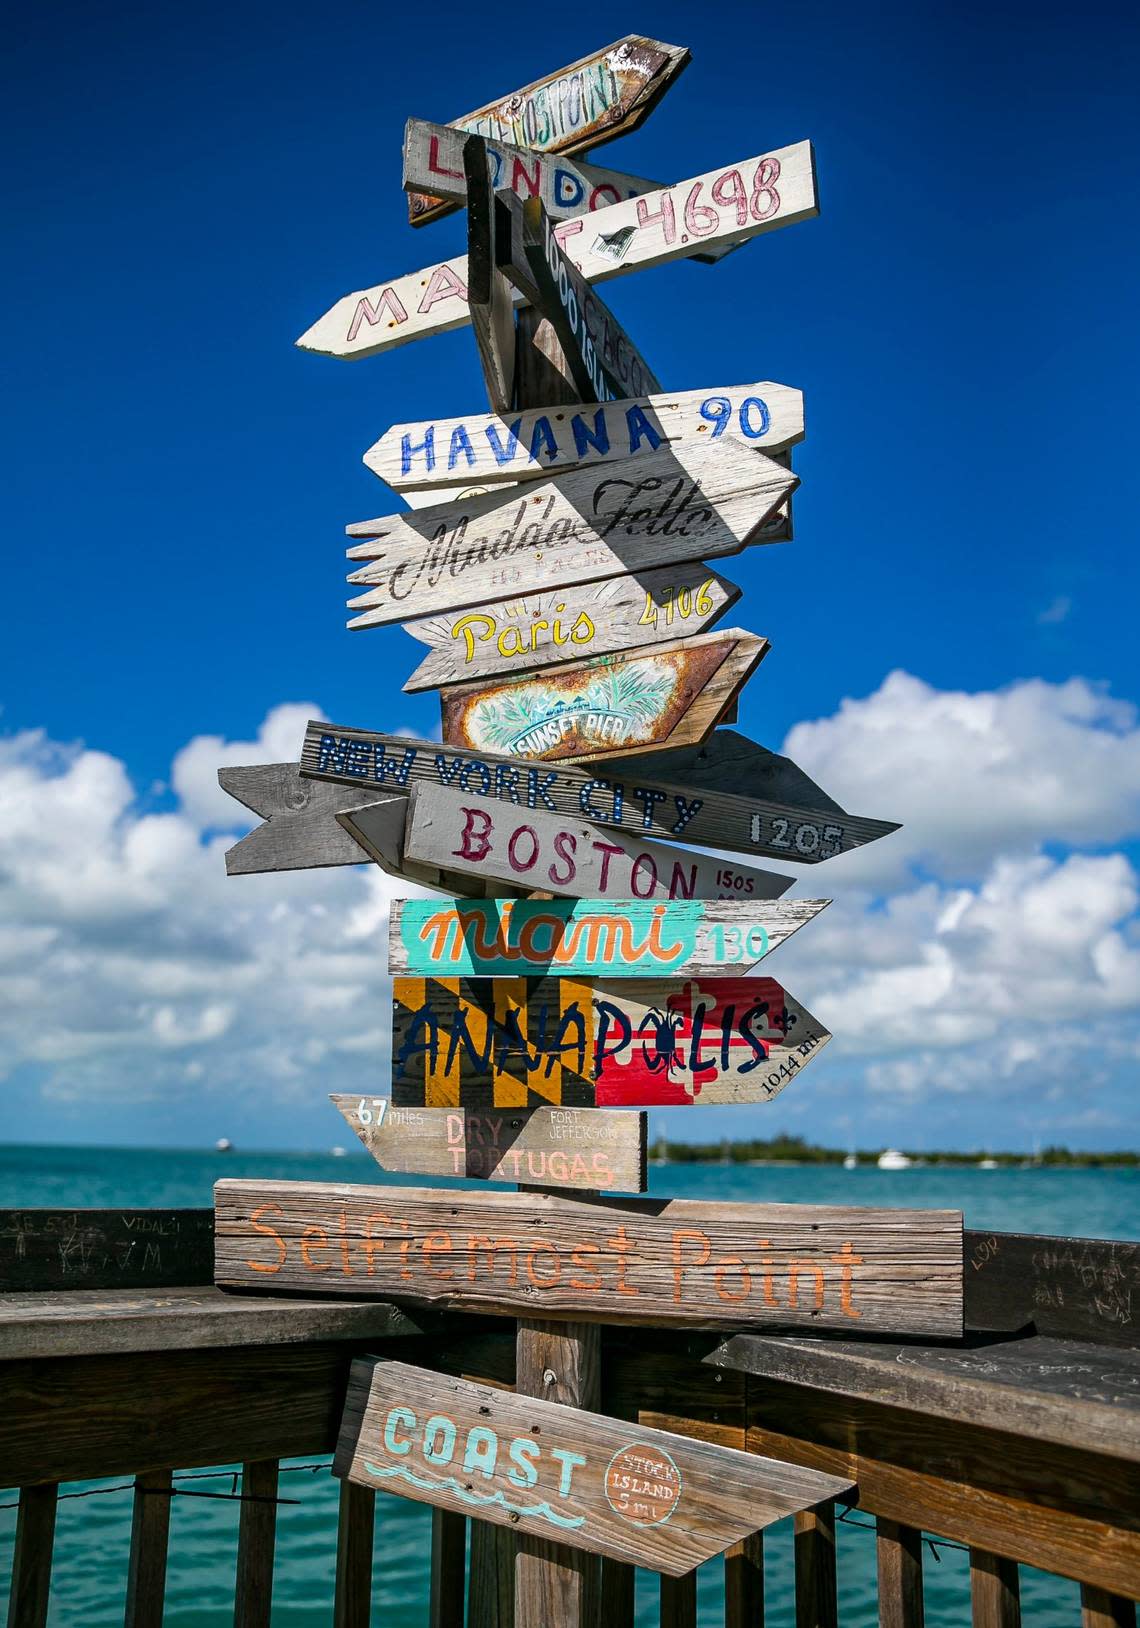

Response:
(650, 1137), (1138, 1169)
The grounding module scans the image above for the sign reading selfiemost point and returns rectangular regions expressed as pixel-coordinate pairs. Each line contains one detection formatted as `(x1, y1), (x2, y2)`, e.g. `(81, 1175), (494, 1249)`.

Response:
(334, 1360), (854, 1573)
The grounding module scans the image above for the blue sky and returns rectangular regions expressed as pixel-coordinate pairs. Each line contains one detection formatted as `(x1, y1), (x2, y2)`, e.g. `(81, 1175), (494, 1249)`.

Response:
(2, 0), (1138, 1150)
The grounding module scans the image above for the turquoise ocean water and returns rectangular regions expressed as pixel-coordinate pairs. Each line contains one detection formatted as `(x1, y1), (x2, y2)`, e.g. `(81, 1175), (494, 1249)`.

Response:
(2, 1145), (1137, 1626)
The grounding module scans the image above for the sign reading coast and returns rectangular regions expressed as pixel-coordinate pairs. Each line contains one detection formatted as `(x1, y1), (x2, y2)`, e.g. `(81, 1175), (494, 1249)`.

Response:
(329, 1097), (647, 1192)
(335, 1359), (854, 1573)
(388, 898), (829, 979)
(400, 782), (796, 900)
(214, 1181), (966, 1336)
(391, 973), (830, 1107)
(344, 440), (797, 629)
(300, 723), (901, 865)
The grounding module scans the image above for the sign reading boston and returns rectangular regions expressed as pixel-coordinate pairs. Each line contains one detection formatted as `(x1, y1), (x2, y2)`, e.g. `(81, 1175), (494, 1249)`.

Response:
(333, 1359), (854, 1574)
(214, 1181), (966, 1337)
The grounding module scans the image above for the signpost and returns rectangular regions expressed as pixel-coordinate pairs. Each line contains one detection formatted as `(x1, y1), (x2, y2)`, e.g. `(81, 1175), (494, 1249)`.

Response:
(215, 1182), (965, 1336)
(298, 141), (818, 361)
(388, 898), (828, 979)
(464, 137), (515, 414)
(299, 722), (901, 864)
(329, 1097), (647, 1192)
(363, 381), (804, 496)
(438, 628), (767, 763)
(404, 37), (691, 228)
(390, 972), (831, 1107)
(343, 439), (797, 627)
(334, 1359), (854, 1571)
(397, 565), (742, 690)
(398, 782), (797, 900)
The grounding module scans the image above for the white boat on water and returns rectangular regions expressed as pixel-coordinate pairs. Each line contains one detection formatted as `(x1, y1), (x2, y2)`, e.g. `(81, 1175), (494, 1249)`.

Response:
(843, 1153), (858, 1169)
(978, 1157), (999, 1169)
(215, 1137), (233, 1153)
(877, 1148), (912, 1170)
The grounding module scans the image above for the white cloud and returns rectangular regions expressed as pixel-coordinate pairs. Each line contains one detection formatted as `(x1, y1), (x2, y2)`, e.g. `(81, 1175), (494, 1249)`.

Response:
(171, 702), (325, 830)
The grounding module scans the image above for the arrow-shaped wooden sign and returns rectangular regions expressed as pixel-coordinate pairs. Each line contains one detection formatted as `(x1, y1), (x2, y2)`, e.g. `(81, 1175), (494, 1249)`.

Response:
(298, 141), (817, 360)
(363, 381), (804, 496)
(404, 36), (691, 228)
(610, 728), (846, 812)
(335, 1360), (853, 1572)
(399, 782), (796, 900)
(496, 187), (661, 402)
(344, 439), (797, 628)
(438, 628), (768, 764)
(397, 565), (741, 690)
(328, 1097), (647, 1192)
(391, 972), (831, 1107)
(388, 897), (828, 980)
(218, 764), (385, 875)
(300, 722), (900, 864)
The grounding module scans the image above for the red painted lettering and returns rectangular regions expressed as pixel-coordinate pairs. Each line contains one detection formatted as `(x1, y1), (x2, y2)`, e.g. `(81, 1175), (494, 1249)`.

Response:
(454, 806), (493, 862)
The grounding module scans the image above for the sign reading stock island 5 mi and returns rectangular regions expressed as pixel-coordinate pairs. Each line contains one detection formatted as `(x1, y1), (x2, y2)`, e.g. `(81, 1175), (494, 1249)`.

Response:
(334, 1360), (854, 1574)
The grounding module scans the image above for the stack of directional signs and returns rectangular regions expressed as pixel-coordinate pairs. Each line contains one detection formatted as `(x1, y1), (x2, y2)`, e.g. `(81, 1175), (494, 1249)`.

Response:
(215, 34), (964, 1624)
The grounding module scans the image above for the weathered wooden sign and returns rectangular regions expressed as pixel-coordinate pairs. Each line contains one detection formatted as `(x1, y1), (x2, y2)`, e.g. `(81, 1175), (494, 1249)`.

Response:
(330, 796), (518, 897)
(218, 763), (385, 875)
(344, 440), (797, 627)
(397, 566), (741, 690)
(334, 1360), (854, 1571)
(405, 36), (691, 228)
(497, 189), (661, 402)
(298, 142), (817, 360)
(363, 381), (804, 496)
(400, 782), (796, 900)
(388, 898), (828, 979)
(391, 973), (830, 1107)
(438, 628), (767, 763)
(214, 1181), (966, 1336)
(300, 723), (900, 864)
(328, 1097), (647, 1192)
(464, 137), (515, 414)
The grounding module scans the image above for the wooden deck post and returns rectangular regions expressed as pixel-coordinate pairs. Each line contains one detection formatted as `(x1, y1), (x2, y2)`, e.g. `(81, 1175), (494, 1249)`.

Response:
(1081, 1585), (1136, 1628)
(876, 1517), (924, 1627)
(234, 1458), (279, 1628)
(969, 1549), (1020, 1628)
(125, 1470), (173, 1628)
(725, 1532), (764, 1627)
(794, 1502), (838, 1628)
(429, 1509), (466, 1628)
(660, 1567), (697, 1628)
(5, 1484), (57, 1628)
(333, 1480), (375, 1628)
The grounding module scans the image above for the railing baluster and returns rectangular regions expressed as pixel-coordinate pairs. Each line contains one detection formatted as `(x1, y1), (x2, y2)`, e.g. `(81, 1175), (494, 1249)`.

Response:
(876, 1518), (924, 1626)
(599, 1556), (635, 1627)
(468, 1521), (513, 1628)
(725, 1533), (764, 1627)
(1081, 1586), (1137, 1628)
(333, 1480), (375, 1628)
(124, 1470), (172, 1628)
(234, 1459), (279, 1628)
(660, 1568), (697, 1628)
(429, 1509), (465, 1628)
(6, 1483), (57, 1628)
(969, 1549), (1020, 1628)
(795, 1502), (838, 1628)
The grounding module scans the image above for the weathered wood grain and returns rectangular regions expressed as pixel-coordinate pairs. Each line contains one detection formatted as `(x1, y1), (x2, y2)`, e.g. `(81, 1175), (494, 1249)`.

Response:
(398, 565), (741, 689)
(333, 1479), (374, 1628)
(964, 1230), (1139, 1348)
(6, 1484), (57, 1628)
(333, 793), (504, 897)
(364, 382), (804, 495)
(0, 1206), (215, 1290)
(429, 1508), (467, 1628)
(969, 1549), (1021, 1628)
(465, 136), (516, 414)
(405, 37), (691, 228)
(1081, 1587), (1136, 1628)
(388, 897), (828, 979)
(794, 1504), (838, 1628)
(214, 1181), (965, 1337)
(401, 781), (795, 900)
(328, 1097), (647, 1192)
(299, 142), (816, 360)
(876, 1518), (925, 1628)
(343, 440), (796, 628)
(333, 1358), (851, 1574)
(437, 628), (767, 764)
(608, 729), (845, 813)
(391, 972), (831, 1107)
(725, 1532), (765, 1628)
(124, 1470), (172, 1628)
(497, 188), (661, 401)
(218, 763), (382, 875)
(234, 1460), (278, 1628)
(300, 723), (900, 865)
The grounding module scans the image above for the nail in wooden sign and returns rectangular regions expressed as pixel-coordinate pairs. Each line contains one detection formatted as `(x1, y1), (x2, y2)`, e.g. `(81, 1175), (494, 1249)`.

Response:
(334, 1360), (854, 1572)
(344, 439), (797, 628)
(298, 142), (817, 360)
(363, 382), (804, 496)
(388, 898), (828, 980)
(300, 723), (901, 864)
(214, 1181), (966, 1337)
(396, 566), (741, 689)
(390, 974), (830, 1107)
(400, 782), (796, 900)
(405, 36), (691, 228)
(438, 629), (767, 763)
(464, 137), (515, 415)
(497, 189), (661, 402)
(328, 1097), (647, 1192)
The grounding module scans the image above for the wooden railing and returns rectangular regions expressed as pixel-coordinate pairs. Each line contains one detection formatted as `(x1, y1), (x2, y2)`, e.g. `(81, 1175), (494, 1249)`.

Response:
(1, 1210), (1137, 1626)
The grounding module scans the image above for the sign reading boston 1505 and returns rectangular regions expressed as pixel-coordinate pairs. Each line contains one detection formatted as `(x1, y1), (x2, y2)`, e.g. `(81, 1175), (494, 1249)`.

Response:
(333, 1360), (854, 1574)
